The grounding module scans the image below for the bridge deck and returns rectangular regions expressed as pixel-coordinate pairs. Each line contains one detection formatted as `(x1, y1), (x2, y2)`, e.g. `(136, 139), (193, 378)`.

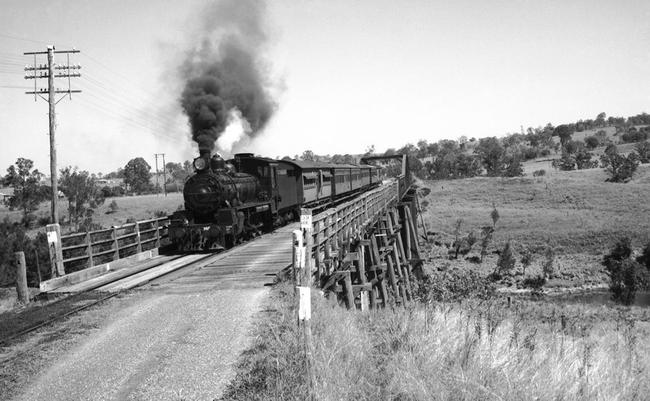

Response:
(137, 223), (299, 292)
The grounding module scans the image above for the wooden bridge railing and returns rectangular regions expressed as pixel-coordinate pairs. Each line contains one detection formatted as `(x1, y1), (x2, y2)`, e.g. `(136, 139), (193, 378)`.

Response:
(294, 178), (422, 311)
(46, 216), (169, 278)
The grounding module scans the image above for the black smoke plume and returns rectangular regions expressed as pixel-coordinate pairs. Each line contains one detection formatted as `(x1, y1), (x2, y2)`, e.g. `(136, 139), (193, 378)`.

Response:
(180, 0), (275, 153)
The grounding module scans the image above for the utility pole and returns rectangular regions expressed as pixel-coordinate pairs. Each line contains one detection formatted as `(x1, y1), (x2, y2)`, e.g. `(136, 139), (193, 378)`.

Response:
(154, 153), (167, 196)
(24, 46), (81, 224)
(161, 153), (167, 197)
(154, 154), (160, 196)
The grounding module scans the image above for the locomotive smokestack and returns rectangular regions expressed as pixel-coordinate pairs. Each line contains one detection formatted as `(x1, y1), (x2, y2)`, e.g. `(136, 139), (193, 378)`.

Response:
(179, 0), (276, 153)
(199, 148), (211, 159)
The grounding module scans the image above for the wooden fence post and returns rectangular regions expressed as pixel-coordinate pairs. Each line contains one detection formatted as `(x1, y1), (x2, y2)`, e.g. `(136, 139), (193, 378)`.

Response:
(14, 251), (29, 304)
(46, 223), (64, 277)
(86, 232), (94, 268)
(112, 227), (120, 261)
(135, 222), (142, 253)
(154, 219), (161, 248)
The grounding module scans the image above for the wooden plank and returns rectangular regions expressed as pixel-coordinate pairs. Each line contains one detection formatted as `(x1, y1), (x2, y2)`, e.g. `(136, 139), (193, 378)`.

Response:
(42, 248), (161, 292)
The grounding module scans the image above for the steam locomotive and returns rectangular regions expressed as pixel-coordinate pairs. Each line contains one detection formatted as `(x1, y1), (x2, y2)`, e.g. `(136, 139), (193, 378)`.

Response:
(169, 151), (381, 251)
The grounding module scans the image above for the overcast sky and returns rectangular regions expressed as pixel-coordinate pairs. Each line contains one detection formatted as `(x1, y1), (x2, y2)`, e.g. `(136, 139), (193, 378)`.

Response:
(1, 0), (648, 174)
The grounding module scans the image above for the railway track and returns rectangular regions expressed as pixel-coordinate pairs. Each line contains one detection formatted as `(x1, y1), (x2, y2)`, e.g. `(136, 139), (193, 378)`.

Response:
(0, 251), (235, 347)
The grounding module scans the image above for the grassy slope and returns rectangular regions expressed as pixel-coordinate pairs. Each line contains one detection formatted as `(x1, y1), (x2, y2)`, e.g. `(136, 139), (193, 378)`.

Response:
(420, 164), (650, 253)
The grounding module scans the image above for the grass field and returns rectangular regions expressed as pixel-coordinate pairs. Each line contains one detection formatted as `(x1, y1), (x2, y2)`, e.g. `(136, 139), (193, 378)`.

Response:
(0, 192), (184, 235)
(417, 163), (650, 288)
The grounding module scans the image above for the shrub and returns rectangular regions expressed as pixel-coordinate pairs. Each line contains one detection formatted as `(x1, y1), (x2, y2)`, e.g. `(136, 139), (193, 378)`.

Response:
(542, 247), (555, 279)
(418, 268), (496, 303)
(635, 141), (650, 163)
(37, 215), (51, 226)
(600, 152), (640, 182)
(636, 241), (650, 270)
(620, 130), (648, 143)
(603, 237), (650, 304)
(603, 237), (632, 267)
(522, 275), (546, 289)
(490, 206), (500, 228)
(520, 248), (533, 276)
(496, 241), (516, 276)
(584, 135), (600, 149)
(107, 200), (119, 214)
(479, 226), (494, 263)
(608, 259), (648, 305)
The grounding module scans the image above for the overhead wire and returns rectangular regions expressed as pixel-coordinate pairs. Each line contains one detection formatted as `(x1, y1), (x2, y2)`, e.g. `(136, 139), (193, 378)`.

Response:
(0, 31), (190, 145)
(75, 76), (184, 140)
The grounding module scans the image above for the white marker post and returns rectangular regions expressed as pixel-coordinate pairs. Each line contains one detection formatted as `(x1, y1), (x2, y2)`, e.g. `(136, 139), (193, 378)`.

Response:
(298, 208), (315, 399)
(46, 224), (64, 277)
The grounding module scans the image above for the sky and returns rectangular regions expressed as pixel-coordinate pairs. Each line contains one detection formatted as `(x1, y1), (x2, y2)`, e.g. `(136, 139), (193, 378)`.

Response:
(0, 0), (648, 175)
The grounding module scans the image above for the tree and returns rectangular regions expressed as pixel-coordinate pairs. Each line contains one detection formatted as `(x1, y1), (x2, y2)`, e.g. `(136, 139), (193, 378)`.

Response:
(574, 149), (597, 169)
(554, 152), (576, 171)
(603, 238), (649, 304)
(600, 152), (640, 182)
(59, 166), (105, 231)
(123, 157), (153, 194)
(4, 158), (45, 224)
(501, 155), (524, 177)
(553, 125), (573, 146)
(300, 150), (315, 162)
(363, 144), (376, 157)
(474, 137), (505, 176)
(165, 162), (190, 183)
(584, 136), (599, 149)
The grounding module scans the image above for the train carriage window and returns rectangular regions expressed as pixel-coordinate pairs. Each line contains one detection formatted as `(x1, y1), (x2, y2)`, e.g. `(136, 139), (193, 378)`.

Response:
(322, 172), (332, 186)
(303, 177), (316, 188)
(303, 172), (317, 188)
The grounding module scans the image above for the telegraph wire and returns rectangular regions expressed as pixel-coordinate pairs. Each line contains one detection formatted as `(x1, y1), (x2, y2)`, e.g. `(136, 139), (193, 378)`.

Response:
(75, 77), (183, 138)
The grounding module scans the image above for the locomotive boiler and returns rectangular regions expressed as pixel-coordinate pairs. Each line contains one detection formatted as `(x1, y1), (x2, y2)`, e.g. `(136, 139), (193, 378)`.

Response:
(169, 151), (272, 251)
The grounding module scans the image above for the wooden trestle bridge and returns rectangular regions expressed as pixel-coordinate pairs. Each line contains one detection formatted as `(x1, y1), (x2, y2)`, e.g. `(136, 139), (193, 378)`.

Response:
(295, 154), (424, 309)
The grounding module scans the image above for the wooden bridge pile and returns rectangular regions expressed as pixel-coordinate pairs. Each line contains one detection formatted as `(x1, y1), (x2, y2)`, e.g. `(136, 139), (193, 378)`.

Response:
(299, 180), (423, 310)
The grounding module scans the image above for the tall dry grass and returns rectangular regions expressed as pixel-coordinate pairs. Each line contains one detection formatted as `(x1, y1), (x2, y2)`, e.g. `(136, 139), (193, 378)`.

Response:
(224, 284), (650, 401)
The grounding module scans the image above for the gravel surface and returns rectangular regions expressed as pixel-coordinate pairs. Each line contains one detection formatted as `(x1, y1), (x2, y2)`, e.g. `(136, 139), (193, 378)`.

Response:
(9, 287), (268, 401)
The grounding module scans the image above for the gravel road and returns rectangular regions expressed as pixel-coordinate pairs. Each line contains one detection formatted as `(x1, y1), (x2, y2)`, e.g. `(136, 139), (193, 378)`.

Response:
(9, 284), (269, 401)
(3, 227), (295, 401)
(4, 237), (297, 401)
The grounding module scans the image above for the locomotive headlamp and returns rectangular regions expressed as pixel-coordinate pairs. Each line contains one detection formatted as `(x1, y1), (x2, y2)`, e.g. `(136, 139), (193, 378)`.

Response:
(193, 157), (207, 171)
